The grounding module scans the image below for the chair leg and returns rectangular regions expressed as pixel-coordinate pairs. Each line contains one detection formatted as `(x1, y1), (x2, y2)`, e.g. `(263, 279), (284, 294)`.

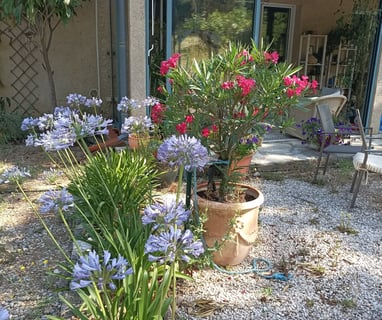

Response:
(314, 154), (322, 182)
(322, 154), (330, 175)
(350, 170), (364, 208)
(350, 170), (359, 193)
(313, 150), (326, 182)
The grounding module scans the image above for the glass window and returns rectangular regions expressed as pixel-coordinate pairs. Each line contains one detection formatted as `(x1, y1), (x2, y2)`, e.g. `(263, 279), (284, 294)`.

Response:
(172, 0), (255, 64)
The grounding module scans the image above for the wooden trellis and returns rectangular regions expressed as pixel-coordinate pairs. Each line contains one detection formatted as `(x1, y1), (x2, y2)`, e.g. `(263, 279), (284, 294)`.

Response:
(0, 20), (39, 116)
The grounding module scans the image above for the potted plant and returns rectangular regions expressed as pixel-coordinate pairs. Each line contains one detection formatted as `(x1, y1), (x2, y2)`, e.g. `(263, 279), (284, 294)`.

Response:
(159, 41), (317, 200)
(297, 116), (355, 148)
(155, 42), (317, 265)
(121, 115), (153, 150)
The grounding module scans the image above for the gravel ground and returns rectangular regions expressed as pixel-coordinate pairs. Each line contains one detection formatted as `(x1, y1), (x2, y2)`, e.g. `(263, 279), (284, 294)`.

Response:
(177, 175), (382, 320)
(1, 145), (381, 319)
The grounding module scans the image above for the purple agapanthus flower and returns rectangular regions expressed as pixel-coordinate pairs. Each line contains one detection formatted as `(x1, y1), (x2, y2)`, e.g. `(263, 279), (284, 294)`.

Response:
(70, 250), (133, 291)
(0, 308), (9, 320)
(85, 97), (103, 108)
(21, 117), (40, 131)
(33, 128), (77, 151)
(144, 226), (204, 264)
(66, 93), (87, 108)
(38, 188), (74, 214)
(21, 95), (113, 151)
(121, 116), (152, 135)
(142, 96), (159, 107)
(0, 166), (31, 184)
(157, 134), (208, 171)
(117, 96), (140, 112)
(142, 200), (191, 230)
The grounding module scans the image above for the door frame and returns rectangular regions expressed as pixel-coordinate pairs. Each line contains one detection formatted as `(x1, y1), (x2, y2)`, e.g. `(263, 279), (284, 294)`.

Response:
(260, 2), (296, 62)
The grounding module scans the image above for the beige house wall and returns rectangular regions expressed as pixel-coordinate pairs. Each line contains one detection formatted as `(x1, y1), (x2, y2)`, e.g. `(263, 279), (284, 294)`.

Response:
(0, 0), (381, 130)
(128, 1), (147, 117)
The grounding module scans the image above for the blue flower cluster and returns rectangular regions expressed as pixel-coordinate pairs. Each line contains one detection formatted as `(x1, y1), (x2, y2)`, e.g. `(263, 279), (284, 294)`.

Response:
(66, 93), (102, 108)
(117, 96), (158, 113)
(21, 93), (113, 151)
(121, 115), (153, 135)
(142, 200), (204, 264)
(142, 201), (190, 230)
(38, 188), (74, 214)
(0, 308), (9, 320)
(157, 135), (208, 171)
(70, 250), (133, 291)
(0, 166), (31, 184)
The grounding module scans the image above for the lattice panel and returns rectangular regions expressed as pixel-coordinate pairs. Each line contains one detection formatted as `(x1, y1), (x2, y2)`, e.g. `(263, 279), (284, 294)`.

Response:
(0, 21), (39, 116)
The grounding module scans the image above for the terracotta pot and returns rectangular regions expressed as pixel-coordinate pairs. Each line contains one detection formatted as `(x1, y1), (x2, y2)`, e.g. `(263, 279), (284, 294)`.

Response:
(128, 134), (150, 150)
(229, 153), (254, 175)
(196, 182), (264, 266)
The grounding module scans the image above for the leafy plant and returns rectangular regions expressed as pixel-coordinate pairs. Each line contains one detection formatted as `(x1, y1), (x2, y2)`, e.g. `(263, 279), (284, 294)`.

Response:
(336, 212), (358, 235)
(0, 98), (28, 144)
(297, 116), (355, 148)
(159, 41), (317, 202)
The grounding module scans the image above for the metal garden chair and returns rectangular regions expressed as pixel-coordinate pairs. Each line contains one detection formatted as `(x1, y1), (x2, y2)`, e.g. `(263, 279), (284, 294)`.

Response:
(313, 104), (366, 182)
(350, 109), (382, 208)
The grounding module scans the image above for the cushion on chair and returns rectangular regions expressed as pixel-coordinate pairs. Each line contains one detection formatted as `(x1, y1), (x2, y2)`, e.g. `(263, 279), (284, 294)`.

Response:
(353, 152), (382, 174)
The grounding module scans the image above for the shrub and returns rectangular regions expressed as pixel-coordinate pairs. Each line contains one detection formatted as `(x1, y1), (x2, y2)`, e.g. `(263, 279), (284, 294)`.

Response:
(0, 98), (28, 144)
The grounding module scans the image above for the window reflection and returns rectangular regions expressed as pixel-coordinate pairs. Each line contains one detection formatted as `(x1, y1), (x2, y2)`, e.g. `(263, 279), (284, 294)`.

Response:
(172, 0), (255, 64)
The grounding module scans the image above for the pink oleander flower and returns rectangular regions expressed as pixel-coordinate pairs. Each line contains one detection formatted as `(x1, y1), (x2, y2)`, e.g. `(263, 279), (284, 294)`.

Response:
(264, 51), (279, 64)
(176, 122), (187, 134)
(201, 127), (210, 137)
(222, 81), (234, 90)
(185, 115), (194, 123)
(160, 53), (181, 75)
(236, 75), (255, 96)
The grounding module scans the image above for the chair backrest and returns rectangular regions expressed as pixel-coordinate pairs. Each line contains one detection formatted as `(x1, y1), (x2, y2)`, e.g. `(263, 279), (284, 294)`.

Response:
(313, 95), (347, 117)
(317, 104), (336, 134)
(355, 109), (367, 150)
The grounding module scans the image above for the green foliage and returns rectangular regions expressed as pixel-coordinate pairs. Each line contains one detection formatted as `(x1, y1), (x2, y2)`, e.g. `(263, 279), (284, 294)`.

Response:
(0, 99), (28, 144)
(334, 0), (380, 110)
(45, 149), (173, 319)
(159, 41), (315, 201)
(67, 149), (159, 249)
(0, 0), (87, 24)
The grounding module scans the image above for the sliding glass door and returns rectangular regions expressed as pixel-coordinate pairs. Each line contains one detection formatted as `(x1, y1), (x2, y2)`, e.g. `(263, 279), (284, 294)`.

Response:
(147, 0), (261, 95)
(260, 3), (295, 62)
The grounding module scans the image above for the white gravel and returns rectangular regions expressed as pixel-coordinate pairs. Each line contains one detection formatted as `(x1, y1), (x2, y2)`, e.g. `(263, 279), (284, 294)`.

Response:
(1, 170), (381, 319)
(177, 177), (382, 320)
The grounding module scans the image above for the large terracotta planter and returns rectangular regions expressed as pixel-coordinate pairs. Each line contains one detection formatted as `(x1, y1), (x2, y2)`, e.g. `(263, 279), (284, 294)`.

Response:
(196, 182), (264, 266)
(128, 134), (150, 150)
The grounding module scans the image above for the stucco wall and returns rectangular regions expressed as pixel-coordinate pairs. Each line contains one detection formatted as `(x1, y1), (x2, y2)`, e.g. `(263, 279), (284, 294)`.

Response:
(128, 1), (147, 117)
(0, 1), (115, 117)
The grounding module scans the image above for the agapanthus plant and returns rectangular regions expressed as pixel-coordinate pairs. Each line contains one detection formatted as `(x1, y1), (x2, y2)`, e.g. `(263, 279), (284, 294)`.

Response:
(70, 250), (133, 291)
(68, 250), (133, 318)
(158, 41), (317, 201)
(117, 96), (158, 113)
(142, 199), (204, 320)
(121, 115), (153, 137)
(157, 134), (208, 202)
(38, 188), (74, 214)
(21, 93), (113, 153)
(0, 166), (30, 185)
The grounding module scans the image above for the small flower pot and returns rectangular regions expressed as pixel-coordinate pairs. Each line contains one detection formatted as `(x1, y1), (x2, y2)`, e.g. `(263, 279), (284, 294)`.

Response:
(128, 134), (150, 150)
(229, 153), (254, 175)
